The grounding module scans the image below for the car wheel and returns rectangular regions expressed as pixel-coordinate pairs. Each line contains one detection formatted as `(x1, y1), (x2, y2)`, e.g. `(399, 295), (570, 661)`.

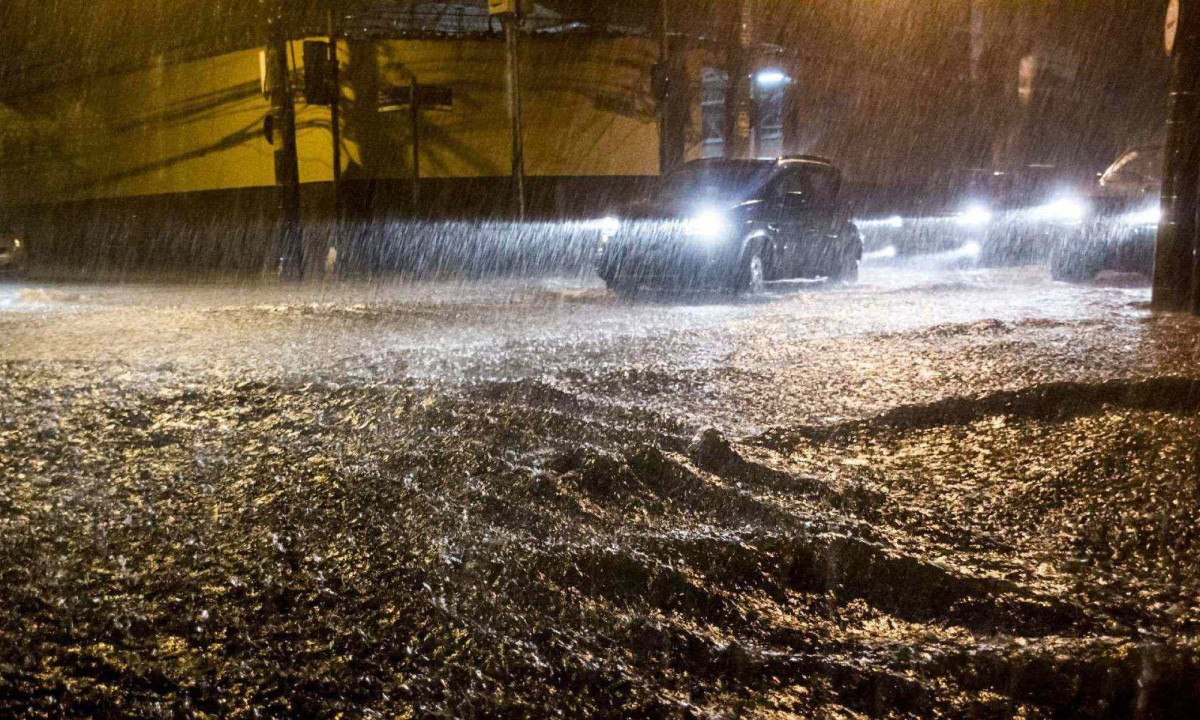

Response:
(977, 237), (1003, 267)
(1050, 241), (1102, 282)
(734, 244), (766, 295)
(829, 253), (859, 285)
(606, 278), (641, 299)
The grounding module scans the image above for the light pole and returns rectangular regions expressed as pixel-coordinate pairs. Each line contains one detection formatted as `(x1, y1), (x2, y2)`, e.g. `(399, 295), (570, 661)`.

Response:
(492, 1), (527, 219)
(723, 0), (755, 160)
(1155, 0), (1200, 312)
(266, 10), (304, 279)
(328, 10), (342, 230)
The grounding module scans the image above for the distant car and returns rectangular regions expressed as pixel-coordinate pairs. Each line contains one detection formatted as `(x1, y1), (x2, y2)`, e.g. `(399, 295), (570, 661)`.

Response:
(1050, 146), (1161, 282)
(596, 157), (862, 295)
(0, 235), (26, 276)
(856, 165), (1092, 265)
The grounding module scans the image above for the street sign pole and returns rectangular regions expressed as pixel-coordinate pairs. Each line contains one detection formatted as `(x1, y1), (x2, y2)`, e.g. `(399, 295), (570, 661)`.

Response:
(376, 83), (453, 216)
(1155, 0), (1200, 312)
(502, 10), (527, 219)
(267, 13), (304, 280)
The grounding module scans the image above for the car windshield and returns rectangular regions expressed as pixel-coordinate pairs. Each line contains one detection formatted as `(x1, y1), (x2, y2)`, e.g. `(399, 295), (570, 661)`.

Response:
(658, 162), (775, 204)
(965, 168), (1057, 201)
(1100, 147), (1163, 190)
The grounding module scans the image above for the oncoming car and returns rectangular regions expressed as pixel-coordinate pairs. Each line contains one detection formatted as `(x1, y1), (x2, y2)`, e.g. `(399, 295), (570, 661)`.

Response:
(1050, 145), (1161, 282)
(596, 157), (862, 295)
(855, 165), (1091, 266)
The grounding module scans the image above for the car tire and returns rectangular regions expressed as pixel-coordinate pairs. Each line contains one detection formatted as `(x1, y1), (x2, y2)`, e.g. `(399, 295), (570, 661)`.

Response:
(1050, 241), (1102, 283)
(977, 235), (1004, 267)
(606, 278), (641, 299)
(829, 253), (859, 285)
(733, 243), (766, 295)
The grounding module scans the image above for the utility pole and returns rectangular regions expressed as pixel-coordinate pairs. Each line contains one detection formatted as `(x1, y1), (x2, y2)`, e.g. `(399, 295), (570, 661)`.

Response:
(267, 12), (304, 279)
(1155, 0), (1200, 312)
(410, 74), (421, 214)
(723, 0), (754, 160)
(656, 0), (687, 174)
(657, 0), (672, 174)
(328, 11), (342, 229)
(502, 8), (527, 219)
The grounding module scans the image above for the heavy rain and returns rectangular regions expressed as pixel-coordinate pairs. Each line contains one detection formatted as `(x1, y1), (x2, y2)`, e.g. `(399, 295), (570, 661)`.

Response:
(2, 1), (1200, 718)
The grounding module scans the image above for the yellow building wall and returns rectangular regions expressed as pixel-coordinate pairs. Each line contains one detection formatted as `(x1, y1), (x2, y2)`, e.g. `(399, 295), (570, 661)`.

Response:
(358, 36), (658, 179)
(0, 35), (659, 206)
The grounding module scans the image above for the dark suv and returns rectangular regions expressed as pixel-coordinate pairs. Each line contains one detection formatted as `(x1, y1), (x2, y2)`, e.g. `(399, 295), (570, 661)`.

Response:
(596, 157), (861, 295)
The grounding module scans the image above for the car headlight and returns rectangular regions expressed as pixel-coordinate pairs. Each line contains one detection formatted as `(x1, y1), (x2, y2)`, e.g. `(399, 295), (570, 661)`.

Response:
(593, 216), (621, 241)
(1121, 205), (1161, 228)
(855, 216), (904, 229)
(1032, 197), (1087, 224)
(955, 203), (993, 227)
(682, 209), (732, 242)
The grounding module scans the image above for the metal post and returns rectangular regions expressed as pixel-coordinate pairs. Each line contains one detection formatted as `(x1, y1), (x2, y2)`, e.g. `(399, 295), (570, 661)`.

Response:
(657, 0), (670, 174)
(503, 11), (527, 219)
(750, 81), (761, 159)
(723, 0), (754, 160)
(1156, 0), (1200, 312)
(329, 12), (342, 215)
(268, 15), (304, 279)
(656, 0), (686, 175)
(410, 75), (421, 214)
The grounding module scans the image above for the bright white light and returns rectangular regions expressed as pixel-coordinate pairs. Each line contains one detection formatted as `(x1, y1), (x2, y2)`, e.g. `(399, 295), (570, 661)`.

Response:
(597, 216), (621, 238)
(1122, 205), (1161, 227)
(863, 245), (898, 261)
(956, 204), (993, 227)
(1032, 197), (1087, 224)
(854, 215), (904, 229)
(755, 70), (788, 87)
(959, 241), (982, 258)
(683, 209), (732, 241)
(11, 239), (20, 249)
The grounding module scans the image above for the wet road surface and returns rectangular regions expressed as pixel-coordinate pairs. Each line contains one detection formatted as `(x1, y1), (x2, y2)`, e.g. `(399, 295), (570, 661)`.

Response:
(3, 263), (1200, 717)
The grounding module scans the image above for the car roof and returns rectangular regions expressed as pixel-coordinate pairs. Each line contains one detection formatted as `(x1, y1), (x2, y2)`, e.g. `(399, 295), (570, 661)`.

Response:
(779, 155), (835, 167)
(680, 156), (835, 171)
(681, 158), (774, 169)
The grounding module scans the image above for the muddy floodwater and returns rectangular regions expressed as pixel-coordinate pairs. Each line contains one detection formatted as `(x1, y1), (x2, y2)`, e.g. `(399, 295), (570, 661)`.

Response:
(2, 265), (1199, 717)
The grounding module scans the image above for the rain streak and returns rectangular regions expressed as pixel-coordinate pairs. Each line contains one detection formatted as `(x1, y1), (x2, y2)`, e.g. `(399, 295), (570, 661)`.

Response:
(2, 1), (1200, 718)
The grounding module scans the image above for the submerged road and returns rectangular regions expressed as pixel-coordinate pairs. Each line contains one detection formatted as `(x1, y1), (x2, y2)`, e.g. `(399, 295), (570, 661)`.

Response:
(3, 262), (1200, 716)
(0, 264), (1186, 431)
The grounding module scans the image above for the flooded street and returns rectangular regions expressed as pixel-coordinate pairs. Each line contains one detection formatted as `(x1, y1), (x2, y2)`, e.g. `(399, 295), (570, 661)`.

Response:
(3, 262), (1199, 717)
(1, 263), (1181, 430)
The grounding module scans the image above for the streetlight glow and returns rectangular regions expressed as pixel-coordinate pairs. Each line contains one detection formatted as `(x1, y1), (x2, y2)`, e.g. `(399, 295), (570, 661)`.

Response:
(755, 70), (788, 87)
